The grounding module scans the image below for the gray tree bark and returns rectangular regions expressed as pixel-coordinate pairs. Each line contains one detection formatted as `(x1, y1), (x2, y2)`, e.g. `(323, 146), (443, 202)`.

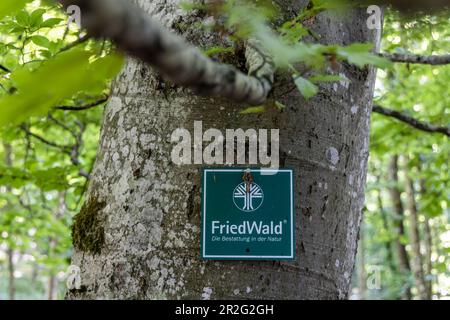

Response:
(357, 222), (367, 299)
(66, 0), (380, 299)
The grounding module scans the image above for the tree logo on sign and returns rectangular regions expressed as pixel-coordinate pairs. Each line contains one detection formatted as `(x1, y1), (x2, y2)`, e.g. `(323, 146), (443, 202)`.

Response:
(233, 182), (264, 212)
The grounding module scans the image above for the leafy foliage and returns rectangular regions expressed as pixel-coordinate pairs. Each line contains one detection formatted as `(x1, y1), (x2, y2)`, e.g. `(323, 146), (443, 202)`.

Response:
(351, 10), (449, 300)
(189, 0), (390, 100)
(0, 0), (30, 21)
(0, 0), (120, 299)
(0, 49), (123, 127)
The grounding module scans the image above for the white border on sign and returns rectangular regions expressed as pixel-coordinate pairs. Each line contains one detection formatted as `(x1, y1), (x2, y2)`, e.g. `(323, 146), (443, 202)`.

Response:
(202, 168), (294, 259)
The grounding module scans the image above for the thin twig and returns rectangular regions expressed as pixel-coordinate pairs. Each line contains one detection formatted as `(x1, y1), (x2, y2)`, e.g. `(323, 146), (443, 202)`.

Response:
(379, 53), (450, 65)
(0, 64), (11, 73)
(20, 124), (73, 150)
(58, 34), (90, 53)
(54, 98), (108, 111)
(372, 105), (450, 137)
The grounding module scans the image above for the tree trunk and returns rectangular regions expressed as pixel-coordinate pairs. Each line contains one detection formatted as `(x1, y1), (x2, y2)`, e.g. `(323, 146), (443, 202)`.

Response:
(419, 179), (433, 299)
(387, 155), (411, 300)
(422, 215), (433, 299)
(47, 237), (58, 300)
(377, 179), (397, 275)
(3, 142), (15, 300)
(357, 222), (367, 299)
(46, 192), (65, 300)
(7, 247), (15, 300)
(431, 222), (441, 300)
(404, 166), (427, 300)
(31, 262), (39, 291)
(66, 1), (380, 299)
(47, 273), (57, 300)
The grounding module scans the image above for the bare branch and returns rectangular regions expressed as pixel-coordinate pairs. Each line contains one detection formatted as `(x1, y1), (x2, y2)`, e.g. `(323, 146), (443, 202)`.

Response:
(69, 120), (85, 167)
(362, 0), (450, 12)
(78, 169), (91, 179)
(0, 64), (11, 73)
(59, 34), (90, 53)
(54, 98), (108, 111)
(47, 113), (78, 139)
(372, 105), (450, 137)
(57, 0), (274, 105)
(20, 123), (91, 180)
(20, 124), (73, 150)
(379, 53), (450, 65)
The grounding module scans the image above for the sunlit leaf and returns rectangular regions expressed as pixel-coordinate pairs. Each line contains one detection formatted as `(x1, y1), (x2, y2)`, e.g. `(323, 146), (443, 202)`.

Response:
(0, 48), (124, 127)
(336, 43), (392, 68)
(31, 35), (51, 48)
(309, 74), (347, 83)
(294, 75), (318, 99)
(239, 105), (266, 114)
(0, 0), (29, 21)
(40, 18), (63, 28)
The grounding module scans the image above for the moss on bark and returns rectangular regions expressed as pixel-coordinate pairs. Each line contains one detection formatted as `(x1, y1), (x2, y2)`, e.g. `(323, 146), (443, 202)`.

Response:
(72, 197), (106, 254)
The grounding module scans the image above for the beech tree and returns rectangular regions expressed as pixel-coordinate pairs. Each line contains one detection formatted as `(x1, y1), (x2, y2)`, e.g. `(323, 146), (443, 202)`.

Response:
(0, 0), (448, 300)
(55, 0), (383, 299)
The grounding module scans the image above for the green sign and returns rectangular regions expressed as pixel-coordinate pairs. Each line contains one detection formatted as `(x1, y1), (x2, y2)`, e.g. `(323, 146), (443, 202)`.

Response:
(201, 168), (295, 260)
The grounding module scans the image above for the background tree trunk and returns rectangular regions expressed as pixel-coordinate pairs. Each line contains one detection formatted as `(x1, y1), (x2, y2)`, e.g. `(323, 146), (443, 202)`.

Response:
(420, 178), (433, 299)
(3, 142), (15, 300)
(47, 272), (57, 300)
(7, 247), (15, 300)
(46, 192), (65, 300)
(387, 155), (411, 299)
(66, 0), (381, 299)
(377, 178), (397, 275)
(404, 165), (427, 300)
(422, 216), (433, 299)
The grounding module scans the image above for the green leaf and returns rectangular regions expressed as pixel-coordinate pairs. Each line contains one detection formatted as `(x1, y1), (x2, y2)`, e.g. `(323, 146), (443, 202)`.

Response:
(0, 0), (29, 21)
(33, 167), (69, 191)
(83, 53), (125, 95)
(0, 166), (29, 188)
(179, 1), (207, 11)
(8, 23), (26, 33)
(0, 48), (124, 127)
(274, 101), (285, 111)
(312, 0), (348, 10)
(280, 22), (309, 44)
(15, 10), (29, 26)
(31, 35), (51, 48)
(29, 8), (45, 27)
(309, 74), (347, 83)
(203, 46), (234, 57)
(39, 49), (52, 59)
(293, 75), (318, 99)
(0, 166), (69, 191)
(336, 43), (392, 68)
(40, 18), (63, 28)
(239, 106), (266, 114)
